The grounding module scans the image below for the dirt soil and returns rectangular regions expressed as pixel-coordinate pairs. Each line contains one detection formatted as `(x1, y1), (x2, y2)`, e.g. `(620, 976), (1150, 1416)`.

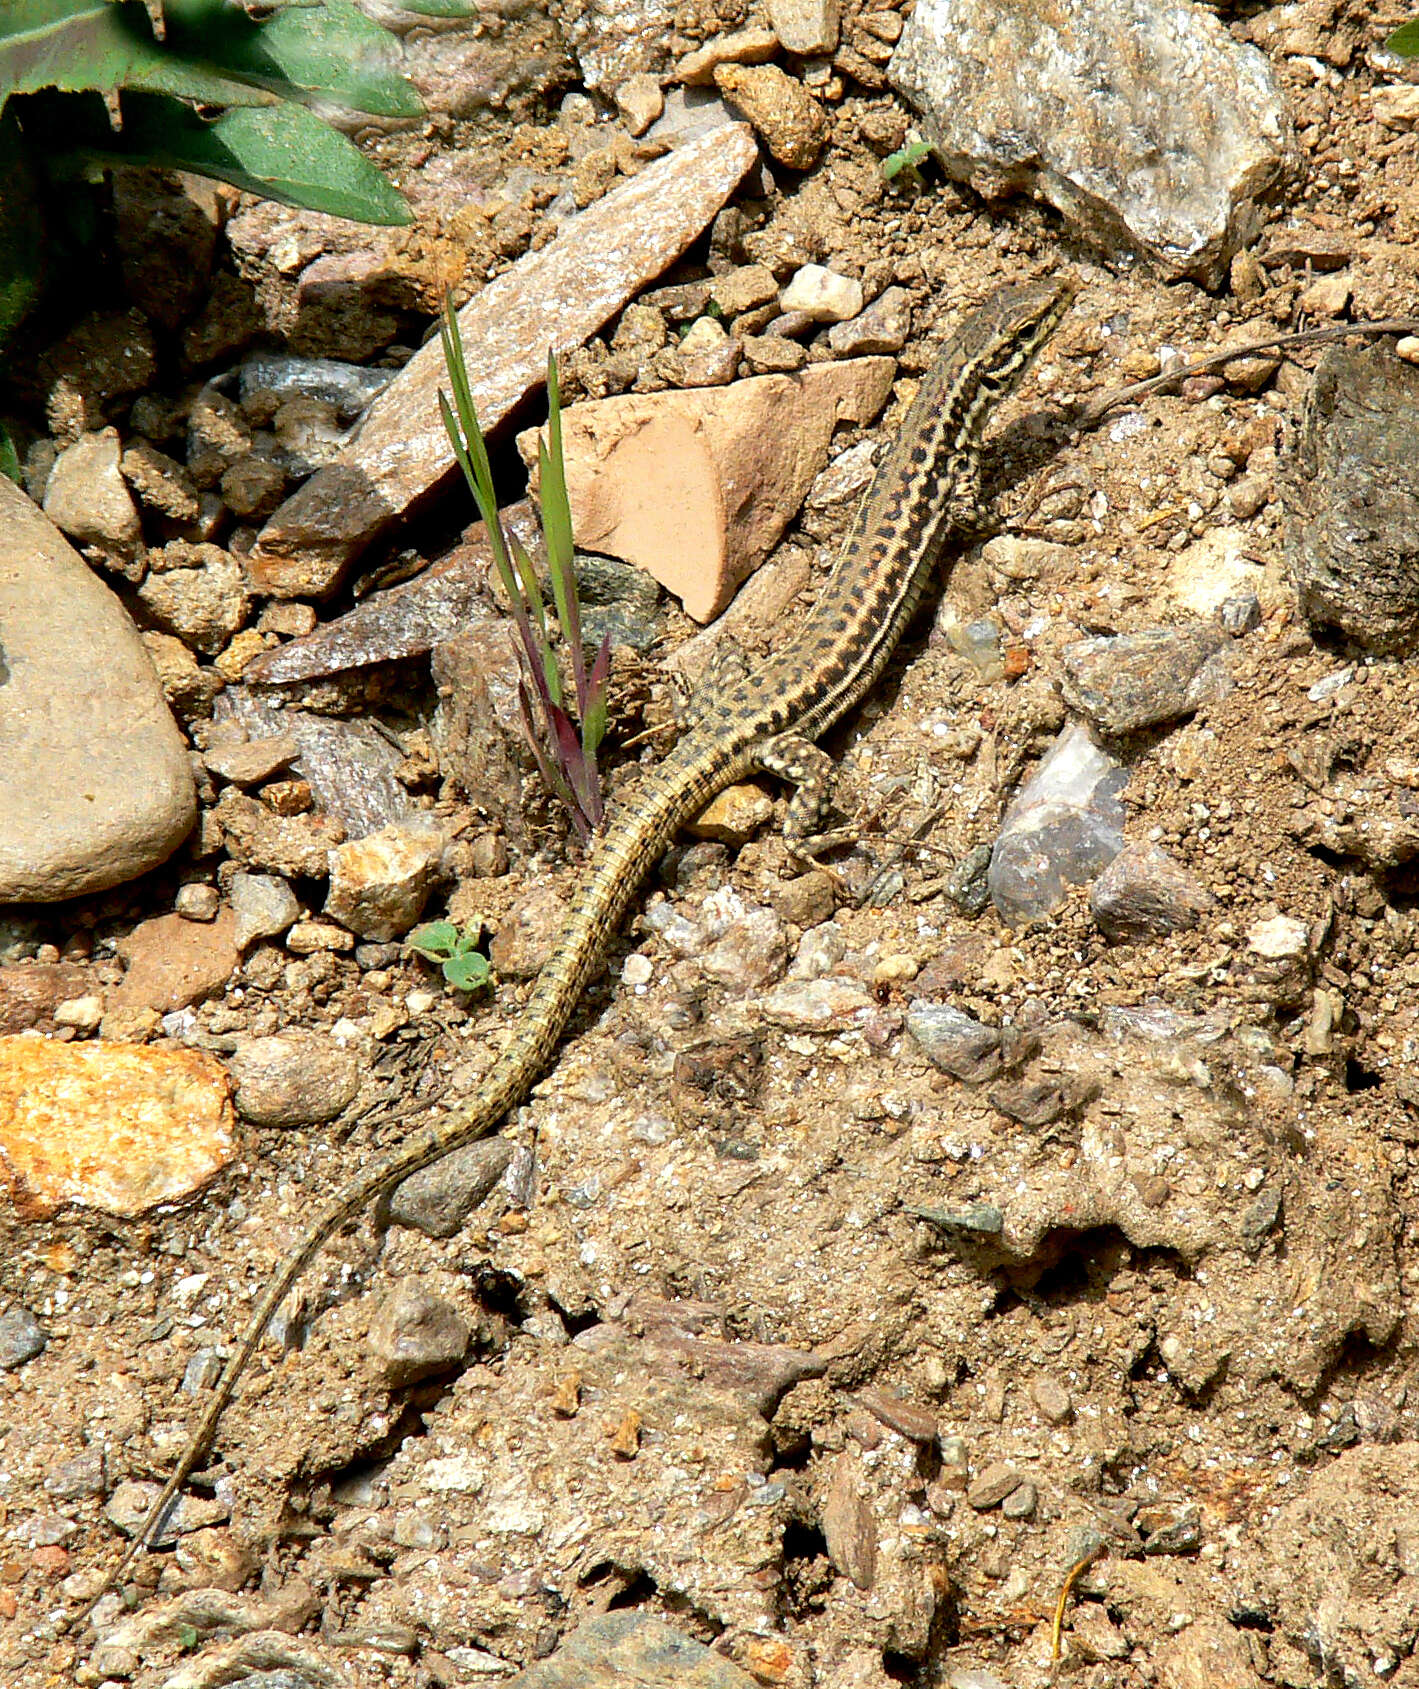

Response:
(5, 1), (1419, 1686)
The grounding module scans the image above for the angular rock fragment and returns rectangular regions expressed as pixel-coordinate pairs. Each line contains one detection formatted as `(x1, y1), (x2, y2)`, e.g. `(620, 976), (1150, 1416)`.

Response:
(1060, 625), (1231, 735)
(1283, 347), (1419, 653)
(889, 0), (1294, 283)
(1090, 841), (1215, 940)
(521, 358), (893, 621)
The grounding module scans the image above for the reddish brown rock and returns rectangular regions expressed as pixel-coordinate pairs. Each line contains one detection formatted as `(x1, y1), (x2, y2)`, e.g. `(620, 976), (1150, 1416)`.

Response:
(520, 358), (894, 621)
(112, 910), (239, 1013)
(0, 963), (96, 1035)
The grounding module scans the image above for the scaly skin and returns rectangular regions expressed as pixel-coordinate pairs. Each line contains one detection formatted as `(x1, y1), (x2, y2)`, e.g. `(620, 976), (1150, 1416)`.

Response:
(90, 274), (1077, 1618)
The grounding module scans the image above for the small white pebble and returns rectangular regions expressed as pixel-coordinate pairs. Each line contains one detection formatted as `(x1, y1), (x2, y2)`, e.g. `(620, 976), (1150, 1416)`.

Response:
(621, 953), (653, 986)
(53, 995), (103, 1032)
(1396, 335), (1419, 366)
(405, 989), (437, 1016)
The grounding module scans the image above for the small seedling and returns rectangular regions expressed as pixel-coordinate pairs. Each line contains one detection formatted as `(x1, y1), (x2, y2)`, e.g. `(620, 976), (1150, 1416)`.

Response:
(1387, 18), (1419, 54)
(439, 296), (611, 843)
(882, 138), (932, 184)
(406, 920), (491, 993)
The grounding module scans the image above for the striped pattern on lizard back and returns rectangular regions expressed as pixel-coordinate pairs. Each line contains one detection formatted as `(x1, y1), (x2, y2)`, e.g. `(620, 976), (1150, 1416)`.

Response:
(91, 274), (1077, 1615)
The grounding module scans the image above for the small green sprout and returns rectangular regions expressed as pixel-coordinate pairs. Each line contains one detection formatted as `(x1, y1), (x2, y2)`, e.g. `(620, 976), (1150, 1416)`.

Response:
(406, 920), (491, 993)
(881, 138), (932, 183)
(1386, 18), (1419, 54)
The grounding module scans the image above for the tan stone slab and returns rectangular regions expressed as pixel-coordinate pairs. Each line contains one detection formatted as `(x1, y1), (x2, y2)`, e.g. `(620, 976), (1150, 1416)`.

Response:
(521, 357), (895, 622)
(0, 1037), (234, 1218)
(249, 123), (761, 599)
(0, 477), (196, 902)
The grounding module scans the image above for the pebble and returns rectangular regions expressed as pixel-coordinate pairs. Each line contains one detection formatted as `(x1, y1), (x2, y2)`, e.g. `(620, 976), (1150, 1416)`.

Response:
(827, 286), (911, 355)
(138, 541), (252, 655)
(669, 314), (741, 386)
(676, 27), (779, 84)
(203, 733), (299, 788)
(0, 1304), (47, 1370)
(285, 917), (355, 953)
(41, 427), (142, 569)
(40, 306), (157, 438)
(503, 1612), (760, 1688)
(688, 782), (774, 846)
(770, 0), (840, 55)
(759, 977), (873, 1030)
(230, 871), (301, 949)
(175, 882), (221, 922)
(1030, 1376), (1073, 1423)
(0, 1037), (233, 1218)
(490, 884), (569, 978)
(386, 1137), (515, 1239)
(1247, 913), (1308, 959)
(709, 263), (779, 316)
(1001, 1481), (1037, 1520)
(112, 910), (239, 1013)
(781, 263), (865, 323)
(966, 1461), (1021, 1510)
(713, 62), (828, 170)
(0, 478), (196, 901)
(1059, 624), (1231, 735)
(119, 437), (200, 524)
(1090, 841), (1215, 940)
(740, 334), (808, 372)
(614, 72), (664, 136)
(326, 821), (446, 942)
(1218, 592), (1261, 635)
(700, 904), (787, 989)
(45, 1449), (105, 1499)
(52, 994), (103, 1032)
(227, 1032), (361, 1127)
(142, 630), (223, 722)
(368, 1281), (471, 1387)
(907, 1002), (1004, 1085)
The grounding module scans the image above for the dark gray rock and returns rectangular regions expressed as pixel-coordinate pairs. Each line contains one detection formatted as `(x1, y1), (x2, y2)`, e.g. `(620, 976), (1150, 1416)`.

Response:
(385, 1137), (514, 1239)
(504, 1612), (758, 1688)
(1284, 347), (1419, 654)
(0, 1304), (46, 1370)
(907, 1002), (1003, 1084)
(1090, 840), (1216, 940)
(1060, 624), (1231, 736)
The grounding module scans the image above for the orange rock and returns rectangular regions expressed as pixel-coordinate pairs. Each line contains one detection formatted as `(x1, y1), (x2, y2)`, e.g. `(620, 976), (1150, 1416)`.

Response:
(0, 1037), (234, 1218)
(521, 358), (895, 622)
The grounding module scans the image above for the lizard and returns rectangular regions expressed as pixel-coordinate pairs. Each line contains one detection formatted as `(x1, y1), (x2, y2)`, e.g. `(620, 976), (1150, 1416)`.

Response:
(90, 273), (1078, 1619)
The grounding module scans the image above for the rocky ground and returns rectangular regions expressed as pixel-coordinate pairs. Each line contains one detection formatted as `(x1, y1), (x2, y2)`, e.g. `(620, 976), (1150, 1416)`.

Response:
(3, 1), (1419, 1687)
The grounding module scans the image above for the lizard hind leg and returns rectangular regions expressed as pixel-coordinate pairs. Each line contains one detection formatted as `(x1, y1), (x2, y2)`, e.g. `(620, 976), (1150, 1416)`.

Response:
(752, 732), (857, 872)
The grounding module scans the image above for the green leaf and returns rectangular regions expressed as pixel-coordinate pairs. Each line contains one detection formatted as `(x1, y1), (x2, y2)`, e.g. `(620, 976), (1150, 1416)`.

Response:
(1387, 18), (1419, 54)
(442, 952), (490, 991)
(406, 919), (458, 959)
(91, 93), (411, 224)
(160, 0), (424, 119)
(0, 0), (276, 114)
(0, 418), (22, 485)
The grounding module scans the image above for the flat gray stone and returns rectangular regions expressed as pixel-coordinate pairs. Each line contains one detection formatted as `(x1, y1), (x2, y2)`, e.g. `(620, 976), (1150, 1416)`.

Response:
(0, 477), (195, 902)
(889, 0), (1294, 284)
